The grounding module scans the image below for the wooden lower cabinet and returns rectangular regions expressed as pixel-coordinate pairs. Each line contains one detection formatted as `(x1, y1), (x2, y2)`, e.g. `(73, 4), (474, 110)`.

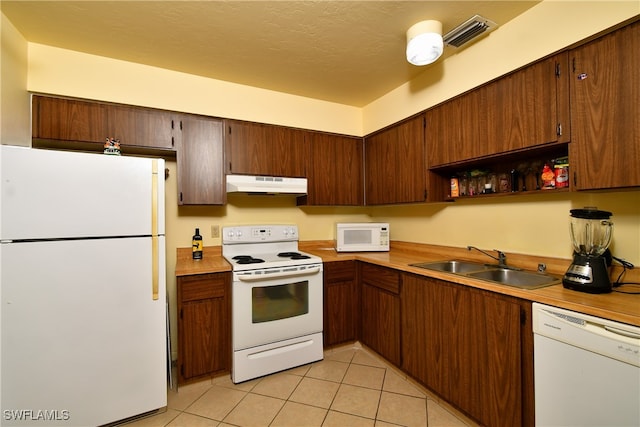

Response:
(360, 263), (401, 366)
(177, 272), (230, 384)
(401, 273), (533, 427)
(323, 261), (359, 346)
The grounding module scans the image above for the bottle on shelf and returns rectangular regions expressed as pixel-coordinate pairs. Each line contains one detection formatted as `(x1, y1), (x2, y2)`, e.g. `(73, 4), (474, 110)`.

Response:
(450, 176), (460, 198)
(192, 228), (203, 260)
(541, 163), (556, 189)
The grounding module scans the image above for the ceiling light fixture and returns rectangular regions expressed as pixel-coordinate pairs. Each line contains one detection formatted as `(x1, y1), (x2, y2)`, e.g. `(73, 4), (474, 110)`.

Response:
(406, 20), (443, 66)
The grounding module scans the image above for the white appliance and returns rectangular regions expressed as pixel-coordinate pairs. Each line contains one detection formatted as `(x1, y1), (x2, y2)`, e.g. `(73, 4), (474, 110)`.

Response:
(533, 303), (640, 427)
(222, 225), (323, 383)
(335, 222), (390, 252)
(1, 146), (167, 426)
(226, 174), (307, 195)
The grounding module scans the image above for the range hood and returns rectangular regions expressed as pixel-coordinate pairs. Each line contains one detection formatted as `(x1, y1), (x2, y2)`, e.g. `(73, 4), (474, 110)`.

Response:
(226, 174), (307, 195)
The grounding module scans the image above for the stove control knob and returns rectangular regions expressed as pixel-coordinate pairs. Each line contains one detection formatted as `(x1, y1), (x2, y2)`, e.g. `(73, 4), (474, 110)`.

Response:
(227, 230), (235, 238)
(237, 230), (243, 238)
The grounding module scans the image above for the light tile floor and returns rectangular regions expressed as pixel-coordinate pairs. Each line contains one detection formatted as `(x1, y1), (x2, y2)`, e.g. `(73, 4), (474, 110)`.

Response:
(127, 343), (477, 427)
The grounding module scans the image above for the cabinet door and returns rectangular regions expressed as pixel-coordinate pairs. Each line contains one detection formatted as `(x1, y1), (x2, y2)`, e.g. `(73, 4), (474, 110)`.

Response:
(177, 273), (230, 383)
(427, 53), (569, 167)
(360, 263), (400, 365)
(485, 53), (570, 155)
(225, 120), (309, 177)
(107, 105), (175, 150)
(32, 95), (178, 152)
(365, 114), (426, 205)
(304, 133), (363, 205)
(569, 21), (640, 190)
(32, 95), (108, 143)
(181, 298), (227, 379)
(427, 88), (487, 166)
(361, 283), (400, 366)
(177, 115), (226, 205)
(401, 274), (525, 427)
(468, 289), (523, 427)
(323, 261), (358, 346)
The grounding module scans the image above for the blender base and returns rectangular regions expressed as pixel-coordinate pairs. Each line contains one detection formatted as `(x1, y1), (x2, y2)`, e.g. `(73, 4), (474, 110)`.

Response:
(562, 254), (612, 294)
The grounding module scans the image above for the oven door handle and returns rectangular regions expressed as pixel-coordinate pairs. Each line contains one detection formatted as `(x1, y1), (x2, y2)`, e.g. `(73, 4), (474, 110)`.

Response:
(237, 267), (321, 282)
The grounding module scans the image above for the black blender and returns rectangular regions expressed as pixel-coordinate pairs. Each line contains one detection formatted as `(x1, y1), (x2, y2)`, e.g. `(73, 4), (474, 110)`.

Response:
(563, 208), (614, 293)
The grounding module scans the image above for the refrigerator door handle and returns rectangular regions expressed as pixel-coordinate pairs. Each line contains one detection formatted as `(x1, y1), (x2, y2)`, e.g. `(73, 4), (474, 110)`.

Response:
(152, 160), (159, 300)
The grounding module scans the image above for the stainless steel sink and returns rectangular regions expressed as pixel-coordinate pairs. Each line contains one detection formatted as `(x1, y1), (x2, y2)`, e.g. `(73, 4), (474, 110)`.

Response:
(466, 268), (561, 290)
(410, 260), (487, 274)
(410, 260), (560, 290)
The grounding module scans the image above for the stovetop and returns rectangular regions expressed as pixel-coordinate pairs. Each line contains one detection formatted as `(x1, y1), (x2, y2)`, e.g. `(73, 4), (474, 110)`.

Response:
(222, 225), (322, 271)
(225, 250), (322, 271)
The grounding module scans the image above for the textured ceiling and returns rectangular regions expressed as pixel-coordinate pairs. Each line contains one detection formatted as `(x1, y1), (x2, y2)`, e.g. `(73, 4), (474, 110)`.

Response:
(1, 1), (540, 107)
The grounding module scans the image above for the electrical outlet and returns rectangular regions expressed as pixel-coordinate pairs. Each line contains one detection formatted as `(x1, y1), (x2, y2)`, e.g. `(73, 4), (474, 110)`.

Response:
(211, 225), (220, 238)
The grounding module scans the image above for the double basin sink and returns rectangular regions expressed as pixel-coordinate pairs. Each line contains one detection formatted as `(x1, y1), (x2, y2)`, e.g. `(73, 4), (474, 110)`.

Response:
(410, 260), (561, 290)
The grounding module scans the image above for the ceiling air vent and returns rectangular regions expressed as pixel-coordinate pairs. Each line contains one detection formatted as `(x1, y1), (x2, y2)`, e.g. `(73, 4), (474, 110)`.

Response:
(443, 15), (497, 48)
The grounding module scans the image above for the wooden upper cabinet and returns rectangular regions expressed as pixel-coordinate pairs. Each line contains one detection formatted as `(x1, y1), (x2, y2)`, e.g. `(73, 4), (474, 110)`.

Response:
(107, 105), (175, 150)
(569, 20), (640, 190)
(427, 52), (570, 167)
(485, 53), (570, 155)
(302, 133), (363, 206)
(225, 119), (309, 178)
(426, 88), (487, 166)
(32, 95), (176, 152)
(176, 115), (226, 205)
(33, 95), (108, 143)
(365, 114), (427, 205)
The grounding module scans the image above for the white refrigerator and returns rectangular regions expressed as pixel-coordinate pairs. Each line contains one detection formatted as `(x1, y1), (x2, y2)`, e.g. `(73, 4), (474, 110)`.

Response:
(0, 146), (167, 426)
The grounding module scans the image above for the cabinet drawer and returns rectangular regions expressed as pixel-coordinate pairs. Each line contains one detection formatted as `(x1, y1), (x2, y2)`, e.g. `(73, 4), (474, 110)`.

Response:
(325, 260), (356, 282)
(361, 263), (400, 294)
(179, 274), (226, 302)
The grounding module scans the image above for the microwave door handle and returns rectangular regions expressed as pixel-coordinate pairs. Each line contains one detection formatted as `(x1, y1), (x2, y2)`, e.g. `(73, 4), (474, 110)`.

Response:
(237, 267), (321, 282)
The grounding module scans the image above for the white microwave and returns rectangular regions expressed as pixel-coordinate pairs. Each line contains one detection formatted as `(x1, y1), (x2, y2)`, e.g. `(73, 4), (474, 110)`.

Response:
(336, 223), (390, 252)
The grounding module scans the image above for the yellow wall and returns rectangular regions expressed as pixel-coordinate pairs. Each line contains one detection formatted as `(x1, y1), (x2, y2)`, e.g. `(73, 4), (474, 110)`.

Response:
(26, 44), (362, 137)
(0, 12), (29, 146)
(3, 1), (640, 360)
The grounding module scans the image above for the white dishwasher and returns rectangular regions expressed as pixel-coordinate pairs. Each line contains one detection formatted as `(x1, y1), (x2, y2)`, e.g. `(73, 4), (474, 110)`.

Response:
(533, 303), (640, 427)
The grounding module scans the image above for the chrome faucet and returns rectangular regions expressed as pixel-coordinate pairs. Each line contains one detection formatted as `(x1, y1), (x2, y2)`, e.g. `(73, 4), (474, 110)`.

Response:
(467, 246), (516, 270)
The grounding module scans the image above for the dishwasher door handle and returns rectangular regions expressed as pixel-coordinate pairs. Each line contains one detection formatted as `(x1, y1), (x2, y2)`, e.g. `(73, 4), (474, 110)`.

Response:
(604, 325), (640, 340)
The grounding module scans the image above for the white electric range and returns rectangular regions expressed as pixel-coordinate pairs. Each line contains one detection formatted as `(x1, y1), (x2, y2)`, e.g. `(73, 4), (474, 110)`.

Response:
(222, 225), (324, 383)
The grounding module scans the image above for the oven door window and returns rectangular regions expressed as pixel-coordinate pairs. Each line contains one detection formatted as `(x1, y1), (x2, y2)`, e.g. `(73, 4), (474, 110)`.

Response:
(252, 280), (309, 323)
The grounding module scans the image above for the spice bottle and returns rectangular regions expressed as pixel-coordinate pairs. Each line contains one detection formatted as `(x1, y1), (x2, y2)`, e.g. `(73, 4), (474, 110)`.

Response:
(192, 228), (203, 260)
(450, 177), (459, 198)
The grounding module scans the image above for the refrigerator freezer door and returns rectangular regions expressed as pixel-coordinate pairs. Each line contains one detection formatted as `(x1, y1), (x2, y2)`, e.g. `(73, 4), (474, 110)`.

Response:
(0, 146), (165, 240)
(1, 237), (167, 426)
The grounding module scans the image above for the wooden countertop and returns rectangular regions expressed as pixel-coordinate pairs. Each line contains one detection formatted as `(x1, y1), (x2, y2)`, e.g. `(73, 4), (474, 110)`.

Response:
(175, 246), (231, 276)
(174, 241), (640, 326)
